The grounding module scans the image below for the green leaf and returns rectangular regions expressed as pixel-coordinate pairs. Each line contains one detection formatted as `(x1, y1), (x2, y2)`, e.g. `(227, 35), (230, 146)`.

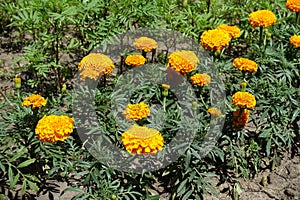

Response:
(177, 179), (188, 196)
(21, 180), (27, 195)
(182, 190), (193, 200)
(27, 180), (39, 191)
(17, 158), (36, 168)
(10, 172), (20, 189)
(8, 166), (14, 187)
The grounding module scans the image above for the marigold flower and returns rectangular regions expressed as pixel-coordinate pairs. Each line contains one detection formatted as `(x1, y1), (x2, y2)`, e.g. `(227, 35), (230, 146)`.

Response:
(123, 102), (150, 121)
(216, 24), (241, 39)
(122, 124), (164, 154)
(125, 55), (146, 67)
(190, 73), (211, 86)
(232, 91), (256, 109)
(22, 94), (46, 109)
(233, 58), (258, 73)
(290, 35), (300, 48)
(78, 53), (114, 81)
(248, 10), (276, 28)
(134, 37), (158, 52)
(286, 0), (300, 12)
(168, 50), (199, 75)
(233, 109), (249, 129)
(207, 107), (222, 117)
(200, 29), (231, 51)
(35, 115), (74, 143)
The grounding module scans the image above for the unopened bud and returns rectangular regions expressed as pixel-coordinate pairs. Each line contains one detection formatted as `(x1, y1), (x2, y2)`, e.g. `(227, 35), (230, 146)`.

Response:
(14, 77), (21, 89)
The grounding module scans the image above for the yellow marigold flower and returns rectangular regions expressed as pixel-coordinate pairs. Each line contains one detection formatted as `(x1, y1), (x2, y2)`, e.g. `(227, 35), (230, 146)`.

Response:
(216, 24), (241, 39)
(233, 58), (258, 73)
(35, 115), (74, 143)
(190, 73), (211, 86)
(125, 55), (146, 67)
(207, 107), (222, 117)
(134, 37), (158, 52)
(248, 10), (276, 28)
(168, 50), (199, 75)
(22, 94), (46, 109)
(232, 91), (256, 109)
(123, 102), (150, 121)
(233, 109), (249, 129)
(286, 0), (300, 12)
(78, 53), (114, 81)
(200, 29), (231, 51)
(290, 35), (300, 48)
(122, 124), (164, 154)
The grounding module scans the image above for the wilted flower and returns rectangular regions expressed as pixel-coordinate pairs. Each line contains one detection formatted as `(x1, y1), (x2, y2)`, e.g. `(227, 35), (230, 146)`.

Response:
(125, 54), (147, 67)
(190, 73), (211, 86)
(200, 29), (231, 51)
(122, 124), (164, 154)
(248, 10), (276, 28)
(232, 91), (256, 109)
(123, 102), (150, 121)
(134, 37), (158, 52)
(22, 94), (46, 109)
(35, 115), (74, 143)
(233, 58), (258, 73)
(233, 109), (249, 129)
(78, 53), (114, 81)
(207, 107), (222, 117)
(286, 0), (300, 12)
(290, 35), (300, 48)
(168, 50), (199, 75)
(216, 24), (241, 39)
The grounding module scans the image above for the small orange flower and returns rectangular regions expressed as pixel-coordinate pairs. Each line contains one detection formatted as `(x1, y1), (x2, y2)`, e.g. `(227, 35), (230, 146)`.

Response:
(123, 102), (150, 121)
(248, 10), (276, 28)
(78, 53), (114, 80)
(168, 50), (199, 75)
(207, 107), (222, 117)
(233, 58), (258, 73)
(233, 109), (249, 129)
(22, 94), (46, 109)
(190, 73), (211, 86)
(125, 55), (146, 67)
(200, 29), (231, 51)
(216, 24), (241, 39)
(232, 91), (256, 109)
(134, 37), (158, 52)
(290, 35), (300, 48)
(286, 0), (300, 12)
(35, 115), (74, 143)
(122, 124), (164, 154)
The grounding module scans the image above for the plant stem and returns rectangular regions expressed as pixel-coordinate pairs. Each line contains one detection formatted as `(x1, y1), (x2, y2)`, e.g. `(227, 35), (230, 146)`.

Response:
(259, 27), (263, 44)
(296, 12), (299, 24)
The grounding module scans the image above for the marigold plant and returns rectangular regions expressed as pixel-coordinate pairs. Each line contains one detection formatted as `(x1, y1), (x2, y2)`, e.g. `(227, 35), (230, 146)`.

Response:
(121, 124), (164, 154)
(123, 102), (151, 121)
(290, 35), (300, 48)
(22, 94), (47, 109)
(233, 58), (258, 72)
(233, 109), (249, 129)
(125, 54), (147, 67)
(133, 37), (158, 52)
(286, 0), (300, 12)
(35, 115), (74, 143)
(78, 53), (115, 80)
(248, 10), (276, 28)
(168, 50), (199, 75)
(232, 91), (256, 109)
(216, 24), (241, 39)
(190, 73), (211, 86)
(207, 107), (222, 117)
(200, 29), (231, 51)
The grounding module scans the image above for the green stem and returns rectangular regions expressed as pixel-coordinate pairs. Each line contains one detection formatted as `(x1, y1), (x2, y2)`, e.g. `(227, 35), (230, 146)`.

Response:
(259, 27), (263, 44)
(163, 96), (166, 112)
(296, 12), (299, 24)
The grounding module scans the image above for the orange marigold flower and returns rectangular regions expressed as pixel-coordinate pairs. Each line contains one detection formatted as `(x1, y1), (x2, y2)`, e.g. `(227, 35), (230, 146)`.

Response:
(122, 124), (164, 154)
(35, 115), (74, 143)
(233, 109), (249, 129)
(134, 37), (158, 52)
(125, 55), (147, 67)
(22, 94), (46, 109)
(286, 0), (300, 12)
(232, 91), (256, 109)
(207, 107), (222, 117)
(248, 10), (276, 28)
(290, 35), (300, 48)
(190, 73), (211, 86)
(216, 24), (241, 39)
(168, 50), (199, 75)
(123, 102), (150, 121)
(78, 53), (114, 81)
(200, 29), (231, 51)
(233, 58), (258, 73)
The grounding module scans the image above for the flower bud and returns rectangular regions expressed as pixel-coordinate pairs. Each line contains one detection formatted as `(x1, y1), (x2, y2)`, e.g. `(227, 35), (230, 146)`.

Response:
(192, 101), (198, 110)
(162, 84), (170, 97)
(14, 77), (21, 89)
(240, 82), (247, 89)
